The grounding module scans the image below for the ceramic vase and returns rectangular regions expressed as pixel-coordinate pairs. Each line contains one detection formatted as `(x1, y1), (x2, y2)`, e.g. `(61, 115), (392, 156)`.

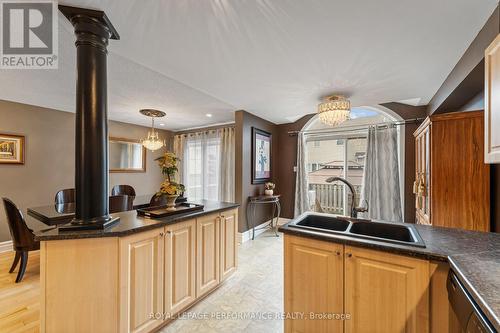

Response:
(166, 195), (179, 211)
(264, 189), (273, 196)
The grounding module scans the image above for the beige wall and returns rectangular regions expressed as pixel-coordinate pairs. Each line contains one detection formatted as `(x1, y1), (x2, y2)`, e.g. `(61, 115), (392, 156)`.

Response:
(0, 100), (172, 242)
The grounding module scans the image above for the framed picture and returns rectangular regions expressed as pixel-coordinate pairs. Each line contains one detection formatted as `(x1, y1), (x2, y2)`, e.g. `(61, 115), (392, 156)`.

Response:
(0, 134), (25, 164)
(252, 127), (272, 184)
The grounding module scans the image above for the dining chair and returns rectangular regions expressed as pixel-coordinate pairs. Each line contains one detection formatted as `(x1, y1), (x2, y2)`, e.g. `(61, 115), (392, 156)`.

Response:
(54, 188), (75, 205)
(2, 198), (40, 283)
(111, 185), (136, 197)
(109, 195), (132, 213)
(111, 185), (136, 206)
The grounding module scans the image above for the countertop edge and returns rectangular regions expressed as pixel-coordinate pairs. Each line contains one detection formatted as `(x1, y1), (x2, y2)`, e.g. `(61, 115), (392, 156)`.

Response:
(35, 203), (239, 241)
(448, 256), (500, 331)
(278, 224), (449, 262)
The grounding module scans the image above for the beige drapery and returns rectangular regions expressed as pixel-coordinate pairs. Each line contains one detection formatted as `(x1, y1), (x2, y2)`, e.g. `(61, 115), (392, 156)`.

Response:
(173, 127), (235, 202)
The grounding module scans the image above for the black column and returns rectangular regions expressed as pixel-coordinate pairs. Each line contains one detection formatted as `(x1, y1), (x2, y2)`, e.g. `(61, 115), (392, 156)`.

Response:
(59, 6), (120, 230)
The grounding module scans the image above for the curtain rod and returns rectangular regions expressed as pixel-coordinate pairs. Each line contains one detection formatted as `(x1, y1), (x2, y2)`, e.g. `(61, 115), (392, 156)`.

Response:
(287, 117), (425, 136)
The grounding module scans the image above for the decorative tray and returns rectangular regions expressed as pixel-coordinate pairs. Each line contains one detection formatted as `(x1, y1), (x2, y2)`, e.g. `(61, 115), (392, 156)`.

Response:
(136, 202), (204, 218)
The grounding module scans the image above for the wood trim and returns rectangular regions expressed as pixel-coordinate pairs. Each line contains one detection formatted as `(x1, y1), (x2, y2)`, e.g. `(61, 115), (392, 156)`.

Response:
(413, 117), (430, 137)
(430, 109), (484, 122)
(429, 261), (461, 333)
(0, 240), (13, 253)
(109, 137), (147, 173)
(485, 34), (500, 163)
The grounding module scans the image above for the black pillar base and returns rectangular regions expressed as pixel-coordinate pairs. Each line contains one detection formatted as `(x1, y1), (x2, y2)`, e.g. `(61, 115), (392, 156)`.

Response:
(59, 215), (120, 231)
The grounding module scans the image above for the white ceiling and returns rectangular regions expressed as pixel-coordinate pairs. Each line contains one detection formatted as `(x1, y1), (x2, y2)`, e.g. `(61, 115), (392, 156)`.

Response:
(0, 0), (497, 130)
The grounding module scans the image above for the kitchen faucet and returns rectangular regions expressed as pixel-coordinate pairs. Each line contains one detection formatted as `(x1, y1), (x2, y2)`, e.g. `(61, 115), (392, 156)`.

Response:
(325, 176), (368, 218)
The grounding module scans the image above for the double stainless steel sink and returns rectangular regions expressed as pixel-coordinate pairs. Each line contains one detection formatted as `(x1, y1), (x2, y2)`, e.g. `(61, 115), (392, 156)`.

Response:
(288, 212), (426, 248)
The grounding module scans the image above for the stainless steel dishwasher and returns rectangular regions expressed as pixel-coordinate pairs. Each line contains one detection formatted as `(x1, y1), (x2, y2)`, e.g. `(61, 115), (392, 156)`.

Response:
(447, 271), (496, 333)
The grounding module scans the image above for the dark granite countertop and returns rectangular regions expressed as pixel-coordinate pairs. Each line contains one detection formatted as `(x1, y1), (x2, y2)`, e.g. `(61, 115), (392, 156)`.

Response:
(279, 221), (500, 330)
(35, 200), (239, 241)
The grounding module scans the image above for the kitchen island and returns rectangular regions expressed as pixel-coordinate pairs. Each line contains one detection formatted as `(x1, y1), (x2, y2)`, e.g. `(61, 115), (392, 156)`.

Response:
(35, 200), (239, 333)
(279, 215), (500, 333)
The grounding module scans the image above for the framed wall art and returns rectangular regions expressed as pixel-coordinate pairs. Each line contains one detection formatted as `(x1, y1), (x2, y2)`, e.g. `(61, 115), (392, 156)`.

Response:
(251, 127), (272, 184)
(0, 134), (25, 164)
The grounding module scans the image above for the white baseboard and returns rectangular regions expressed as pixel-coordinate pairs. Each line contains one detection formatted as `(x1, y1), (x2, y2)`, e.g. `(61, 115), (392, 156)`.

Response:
(0, 240), (13, 253)
(238, 218), (290, 244)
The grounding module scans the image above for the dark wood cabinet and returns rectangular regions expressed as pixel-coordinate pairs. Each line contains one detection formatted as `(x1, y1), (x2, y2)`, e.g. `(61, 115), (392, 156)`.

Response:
(413, 111), (490, 231)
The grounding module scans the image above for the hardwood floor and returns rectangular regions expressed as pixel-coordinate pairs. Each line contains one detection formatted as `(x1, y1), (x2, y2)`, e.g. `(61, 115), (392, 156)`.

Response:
(0, 251), (40, 333)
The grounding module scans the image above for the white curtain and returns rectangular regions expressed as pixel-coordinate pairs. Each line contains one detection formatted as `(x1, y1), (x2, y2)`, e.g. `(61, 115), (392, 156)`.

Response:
(360, 126), (402, 222)
(174, 127), (235, 202)
(294, 132), (309, 217)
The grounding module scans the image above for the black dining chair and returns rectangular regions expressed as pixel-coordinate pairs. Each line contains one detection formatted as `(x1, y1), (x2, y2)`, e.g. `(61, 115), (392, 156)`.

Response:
(109, 195), (132, 213)
(2, 198), (40, 283)
(111, 185), (136, 207)
(111, 185), (136, 197)
(55, 188), (75, 205)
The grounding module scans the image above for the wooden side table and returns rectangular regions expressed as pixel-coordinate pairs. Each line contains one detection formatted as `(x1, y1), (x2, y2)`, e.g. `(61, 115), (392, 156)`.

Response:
(246, 195), (281, 240)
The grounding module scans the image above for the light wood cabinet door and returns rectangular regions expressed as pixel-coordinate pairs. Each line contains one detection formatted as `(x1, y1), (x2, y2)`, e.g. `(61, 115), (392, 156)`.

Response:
(165, 219), (197, 316)
(120, 229), (164, 333)
(220, 209), (238, 281)
(284, 235), (344, 333)
(344, 246), (429, 333)
(196, 213), (220, 298)
(485, 34), (500, 163)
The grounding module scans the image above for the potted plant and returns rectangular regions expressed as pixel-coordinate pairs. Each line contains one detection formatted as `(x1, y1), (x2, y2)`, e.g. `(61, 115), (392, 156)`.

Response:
(264, 182), (275, 196)
(155, 152), (185, 211)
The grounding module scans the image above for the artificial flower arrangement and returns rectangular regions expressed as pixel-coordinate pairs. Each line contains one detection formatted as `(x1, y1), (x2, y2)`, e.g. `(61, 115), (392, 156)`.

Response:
(264, 182), (275, 196)
(154, 151), (185, 210)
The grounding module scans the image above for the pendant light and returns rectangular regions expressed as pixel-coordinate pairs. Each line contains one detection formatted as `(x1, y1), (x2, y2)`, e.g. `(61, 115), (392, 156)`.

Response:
(140, 109), (166, 151)
(317, 95), (351, 126)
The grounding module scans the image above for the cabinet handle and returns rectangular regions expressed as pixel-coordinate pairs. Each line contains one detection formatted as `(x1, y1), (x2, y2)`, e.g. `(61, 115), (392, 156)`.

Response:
(335, 251), (341, 256)
(166, 230), (171, 235)
(346, 253), (352, 258)
(159, 232), (164, 237)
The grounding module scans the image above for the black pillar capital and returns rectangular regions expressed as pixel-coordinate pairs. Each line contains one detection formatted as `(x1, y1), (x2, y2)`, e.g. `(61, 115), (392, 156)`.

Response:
(58, 5), (120, 231)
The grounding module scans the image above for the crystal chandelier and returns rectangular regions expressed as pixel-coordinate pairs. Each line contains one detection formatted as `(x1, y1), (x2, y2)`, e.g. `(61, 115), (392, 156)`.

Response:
(317, 95), (351, 126)
(140, 109), (166, 151)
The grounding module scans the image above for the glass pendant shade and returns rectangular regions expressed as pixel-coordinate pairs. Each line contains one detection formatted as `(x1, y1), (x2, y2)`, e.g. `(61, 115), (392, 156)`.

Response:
(317, 95), (351, 126)
(139, 109), (166, 151)
(141, 129), (165, 151)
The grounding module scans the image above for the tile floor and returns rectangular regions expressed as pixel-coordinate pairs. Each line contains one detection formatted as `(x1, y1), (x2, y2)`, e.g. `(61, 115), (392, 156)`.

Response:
(161, 230), (284, 333)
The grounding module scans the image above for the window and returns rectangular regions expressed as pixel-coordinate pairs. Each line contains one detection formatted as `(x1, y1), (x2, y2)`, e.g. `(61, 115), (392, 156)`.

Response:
(184, 135), (221, 201)
(307, 137), (367, 215)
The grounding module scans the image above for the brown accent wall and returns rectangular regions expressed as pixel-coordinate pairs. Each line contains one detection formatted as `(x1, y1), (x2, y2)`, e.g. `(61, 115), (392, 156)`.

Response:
(381, 103), (428, 224)
(0, 100), (172, 242)
(275, 115), (314, 219)
(235, 110), (279, 232)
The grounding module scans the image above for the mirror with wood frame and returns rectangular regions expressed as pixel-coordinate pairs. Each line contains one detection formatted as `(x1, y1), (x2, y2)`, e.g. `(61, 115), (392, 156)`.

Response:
(109, 137), (146, 173)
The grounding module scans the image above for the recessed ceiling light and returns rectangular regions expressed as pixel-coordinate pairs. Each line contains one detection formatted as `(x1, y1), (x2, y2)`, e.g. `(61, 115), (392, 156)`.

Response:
(206, 113), (213, 118)
(159, 123), (165, 126)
